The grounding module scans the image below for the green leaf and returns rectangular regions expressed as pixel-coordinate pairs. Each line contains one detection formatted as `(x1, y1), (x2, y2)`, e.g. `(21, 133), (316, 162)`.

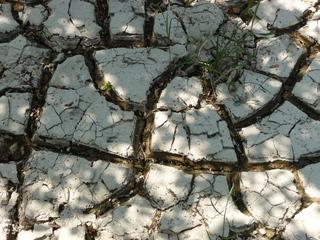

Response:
(100, 82), (112, 91)
(198, 63), (226, 77)
(234, 100), (243, 106)
(250, 0), (262, 31)
(246, 0), (254, 15)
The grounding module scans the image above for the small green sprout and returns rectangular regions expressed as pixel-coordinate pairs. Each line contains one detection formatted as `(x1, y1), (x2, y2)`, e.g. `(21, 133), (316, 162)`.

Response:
(100, 82), (112, 92)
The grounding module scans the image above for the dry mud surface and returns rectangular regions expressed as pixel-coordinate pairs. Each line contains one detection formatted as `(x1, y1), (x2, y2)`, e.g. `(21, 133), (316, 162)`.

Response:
(1, 0), (320, 239)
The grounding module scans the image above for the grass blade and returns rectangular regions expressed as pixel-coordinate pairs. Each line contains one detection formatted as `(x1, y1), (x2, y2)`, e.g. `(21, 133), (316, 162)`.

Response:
(250, 0), (262, 30)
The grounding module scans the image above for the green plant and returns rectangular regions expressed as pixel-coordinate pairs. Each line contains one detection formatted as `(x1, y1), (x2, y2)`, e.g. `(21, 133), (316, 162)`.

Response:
(157, 1), (207, 44)
(100, 82), (112, 91)
(249, 0), (261, 30)
(246, 0), (255, 15)
(246, 0), (275, 35)
(175, 25), (255, 100)
(207, 183), (235, 239)
(159, 0), (274, 107)
(200, 28), (254, 77)
(207, 183), (249, 240)
(228, 74), (277, 106)
(183, 1), (276, 98)
(157, 4), (182, 43)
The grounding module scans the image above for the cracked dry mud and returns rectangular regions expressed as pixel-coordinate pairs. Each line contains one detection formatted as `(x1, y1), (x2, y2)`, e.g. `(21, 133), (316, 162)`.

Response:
(1, 0), (320, 239)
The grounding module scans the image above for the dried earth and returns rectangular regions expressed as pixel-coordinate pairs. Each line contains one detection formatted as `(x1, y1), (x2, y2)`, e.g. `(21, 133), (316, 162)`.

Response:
(0, 0), (320, 239)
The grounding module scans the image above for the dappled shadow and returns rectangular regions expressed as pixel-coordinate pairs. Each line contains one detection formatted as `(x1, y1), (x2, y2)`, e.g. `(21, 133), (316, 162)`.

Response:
(240, 170), (301, 230)
(0, 0), (320, 239)
(32, 55), (136, 158)
(21, 150), (135, 238)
